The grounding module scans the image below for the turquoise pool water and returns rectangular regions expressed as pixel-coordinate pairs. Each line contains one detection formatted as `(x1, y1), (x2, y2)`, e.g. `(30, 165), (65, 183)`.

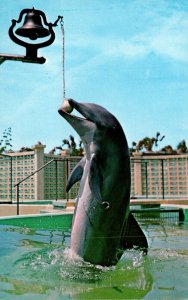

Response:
(0, 220), (188, 299)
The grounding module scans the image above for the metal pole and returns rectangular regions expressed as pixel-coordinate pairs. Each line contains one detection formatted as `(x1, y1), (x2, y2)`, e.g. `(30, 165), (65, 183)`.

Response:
(0, 54), (45, 64)
(66, 159), (69, 202)
(55, 160), (58, 201)
(145, 162), (148, 199)
(16, 184), (19, 215)
(10, 156), (13, 203)
(161, 159), (165, 199)
(14, 158), (54, 187)
(14, 158), (55, 213)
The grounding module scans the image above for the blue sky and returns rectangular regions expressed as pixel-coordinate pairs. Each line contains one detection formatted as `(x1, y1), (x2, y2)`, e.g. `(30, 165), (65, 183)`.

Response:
(0, 0), (188, 152)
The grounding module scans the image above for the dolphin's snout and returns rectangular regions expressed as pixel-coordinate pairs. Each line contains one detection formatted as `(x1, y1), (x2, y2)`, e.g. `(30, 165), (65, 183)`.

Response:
(59, 99), (73, 114)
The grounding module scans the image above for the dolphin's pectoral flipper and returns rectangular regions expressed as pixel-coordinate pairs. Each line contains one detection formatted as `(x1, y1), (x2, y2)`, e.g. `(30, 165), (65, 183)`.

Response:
(66, 157), (86, 192)
(120, 213), (148, 253)
(89, 155), (109, 209)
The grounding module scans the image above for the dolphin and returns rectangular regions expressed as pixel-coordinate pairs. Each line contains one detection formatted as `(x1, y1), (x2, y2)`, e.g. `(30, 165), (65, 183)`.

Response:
(58, 99), (148, 266)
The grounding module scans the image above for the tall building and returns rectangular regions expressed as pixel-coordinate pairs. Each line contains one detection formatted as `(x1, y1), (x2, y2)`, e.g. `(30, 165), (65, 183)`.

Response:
(0, 142), (188, 202)
(131, 152), (188, 198)
(0, 142), (80, 202)
(0, 150), (35, 202)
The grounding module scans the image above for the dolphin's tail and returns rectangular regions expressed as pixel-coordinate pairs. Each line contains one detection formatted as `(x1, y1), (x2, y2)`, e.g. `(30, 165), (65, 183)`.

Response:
(120, 213), (148, 254)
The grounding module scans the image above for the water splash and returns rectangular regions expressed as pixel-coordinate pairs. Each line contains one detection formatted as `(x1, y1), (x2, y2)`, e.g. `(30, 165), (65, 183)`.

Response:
(0, 223), (187, 299)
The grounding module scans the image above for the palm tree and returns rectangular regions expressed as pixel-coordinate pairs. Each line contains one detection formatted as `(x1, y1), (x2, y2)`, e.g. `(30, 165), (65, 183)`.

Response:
(161, 145), (175, 154)
(62, 135), (84, 156)
(177, 140), (187, 153)
(142, 137), (156, 151)
(134, 132), (165, 152)
(0, 127), (12, 154)
(129, 141), (137, 153)
(155, 132), (165, 147)
(19, 147), (33, 152)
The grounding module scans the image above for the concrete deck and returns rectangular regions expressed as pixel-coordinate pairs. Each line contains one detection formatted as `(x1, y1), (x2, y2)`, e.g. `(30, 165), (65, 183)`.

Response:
(130, 198), (188, 206)
(0, 199), (188, 217)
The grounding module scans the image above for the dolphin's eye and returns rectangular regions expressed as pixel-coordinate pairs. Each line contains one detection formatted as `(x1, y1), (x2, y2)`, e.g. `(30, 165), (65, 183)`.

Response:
(101, 201), (110, 210)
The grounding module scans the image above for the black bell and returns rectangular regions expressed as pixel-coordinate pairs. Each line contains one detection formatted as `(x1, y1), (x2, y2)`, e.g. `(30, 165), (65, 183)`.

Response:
(15, 9), (50, 40)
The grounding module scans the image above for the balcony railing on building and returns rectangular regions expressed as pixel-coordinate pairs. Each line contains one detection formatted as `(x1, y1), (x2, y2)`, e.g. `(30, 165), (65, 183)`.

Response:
(0, 154), (188, 205)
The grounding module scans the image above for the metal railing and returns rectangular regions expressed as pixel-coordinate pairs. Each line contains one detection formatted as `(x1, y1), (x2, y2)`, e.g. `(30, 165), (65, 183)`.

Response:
(131, 208), (185, 223)
(131, 159), (165, 199)
(14, 158), (55, 215)
(1, 155), (187, 210)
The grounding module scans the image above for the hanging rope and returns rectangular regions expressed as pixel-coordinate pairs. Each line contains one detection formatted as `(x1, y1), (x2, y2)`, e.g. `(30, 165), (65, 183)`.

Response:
(60, 17), (66, 100)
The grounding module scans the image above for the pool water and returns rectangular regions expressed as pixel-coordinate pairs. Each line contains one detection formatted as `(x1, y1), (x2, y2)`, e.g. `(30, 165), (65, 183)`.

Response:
(0, 221), (188, 299)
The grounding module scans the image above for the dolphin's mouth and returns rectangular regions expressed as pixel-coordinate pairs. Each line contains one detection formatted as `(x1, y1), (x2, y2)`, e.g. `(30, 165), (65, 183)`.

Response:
(58, 98), (90, 122)
(58, 99), (96, 144)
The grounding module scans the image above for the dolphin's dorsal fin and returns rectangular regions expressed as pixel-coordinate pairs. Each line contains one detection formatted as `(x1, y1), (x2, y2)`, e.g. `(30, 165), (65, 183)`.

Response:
(120, 212), (148, 253)
(66, 157), (86, 192)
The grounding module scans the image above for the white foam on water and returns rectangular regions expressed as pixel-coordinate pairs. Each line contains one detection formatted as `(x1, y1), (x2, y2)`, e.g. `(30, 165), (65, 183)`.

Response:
(119, 249), (145, 270)
(63, 247), (83, 264)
